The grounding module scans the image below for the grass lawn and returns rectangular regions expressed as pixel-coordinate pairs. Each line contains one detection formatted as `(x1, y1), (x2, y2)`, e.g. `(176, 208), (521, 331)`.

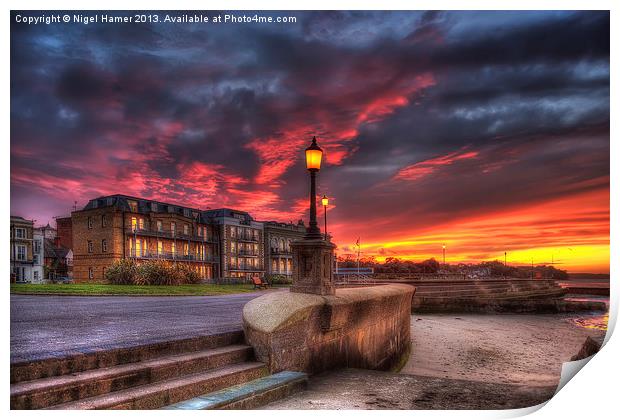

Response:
(9, 283), (281, 296)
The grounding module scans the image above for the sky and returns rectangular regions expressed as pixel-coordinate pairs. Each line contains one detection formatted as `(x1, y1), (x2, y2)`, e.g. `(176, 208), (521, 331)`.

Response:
(10, 11), (610, 273)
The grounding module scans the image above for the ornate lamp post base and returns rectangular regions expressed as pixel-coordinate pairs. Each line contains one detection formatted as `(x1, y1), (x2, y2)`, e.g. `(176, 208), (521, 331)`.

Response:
(290, 238), (336, 295)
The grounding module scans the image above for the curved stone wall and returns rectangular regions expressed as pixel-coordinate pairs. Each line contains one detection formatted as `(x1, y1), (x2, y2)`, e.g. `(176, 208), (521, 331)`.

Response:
(242, 284), (415, 374)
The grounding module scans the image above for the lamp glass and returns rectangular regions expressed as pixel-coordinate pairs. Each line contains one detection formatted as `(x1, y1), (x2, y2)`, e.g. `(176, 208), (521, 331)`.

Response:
(321, 196), (329, 206)
(305, 148), (322, 170)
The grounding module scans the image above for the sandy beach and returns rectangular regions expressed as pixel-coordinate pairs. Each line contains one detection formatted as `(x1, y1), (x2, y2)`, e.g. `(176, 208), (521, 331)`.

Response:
(265, 309), (608, 409)
(403, 313), (607, 387)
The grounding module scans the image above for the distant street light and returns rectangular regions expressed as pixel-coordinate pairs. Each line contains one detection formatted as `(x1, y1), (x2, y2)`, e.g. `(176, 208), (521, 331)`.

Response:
(304, 136), (323, 240)
(321, 195), (329, 241)
(442, 244), (446, 265)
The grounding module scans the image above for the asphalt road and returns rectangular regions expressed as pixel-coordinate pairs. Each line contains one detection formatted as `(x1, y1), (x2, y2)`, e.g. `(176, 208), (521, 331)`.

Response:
(10, 292), (265, 363)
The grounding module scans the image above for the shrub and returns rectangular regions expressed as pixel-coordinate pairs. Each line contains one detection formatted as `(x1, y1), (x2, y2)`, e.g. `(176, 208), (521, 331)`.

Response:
(177, 264), (202, 284)
(266, 274), (292, 285)
(105, 259), (138, 285)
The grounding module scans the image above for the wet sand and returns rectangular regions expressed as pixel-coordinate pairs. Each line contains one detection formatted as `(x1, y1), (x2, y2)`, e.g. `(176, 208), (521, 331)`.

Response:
(402, 313), (607, 386)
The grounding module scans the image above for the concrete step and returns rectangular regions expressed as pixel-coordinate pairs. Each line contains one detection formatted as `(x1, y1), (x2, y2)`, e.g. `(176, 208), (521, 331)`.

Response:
(11, 330), (244, 384)
(162, 371), (308, 410)
(414, 286), (565, 298)
(11, 345), (253, 410)
(47, 362), (268, 410)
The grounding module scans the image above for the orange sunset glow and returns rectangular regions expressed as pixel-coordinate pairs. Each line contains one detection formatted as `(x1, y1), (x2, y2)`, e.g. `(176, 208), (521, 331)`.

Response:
(11, 11), (610, 273)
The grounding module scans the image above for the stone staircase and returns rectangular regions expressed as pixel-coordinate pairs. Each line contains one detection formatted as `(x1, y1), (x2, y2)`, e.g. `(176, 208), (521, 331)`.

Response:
(11, 331), (306, 410)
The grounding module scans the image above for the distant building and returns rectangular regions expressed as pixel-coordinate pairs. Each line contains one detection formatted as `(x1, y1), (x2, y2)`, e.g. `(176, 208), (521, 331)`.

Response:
(262, 220), (306, 278)
(203, 208), (264, 279)
(44, 238), (73, 280)
(32, 227), (45, 283)
(10, 216), (34, 282)
(55, 216), (73, 249)
(71, 195), (220, 282)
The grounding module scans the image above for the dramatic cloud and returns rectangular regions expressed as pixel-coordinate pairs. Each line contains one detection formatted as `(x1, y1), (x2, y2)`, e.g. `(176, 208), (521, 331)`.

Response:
(10, 11), (610, 272)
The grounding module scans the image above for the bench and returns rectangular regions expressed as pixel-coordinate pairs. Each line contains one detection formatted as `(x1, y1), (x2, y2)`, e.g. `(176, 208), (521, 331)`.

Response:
(252, 276), (270, 289)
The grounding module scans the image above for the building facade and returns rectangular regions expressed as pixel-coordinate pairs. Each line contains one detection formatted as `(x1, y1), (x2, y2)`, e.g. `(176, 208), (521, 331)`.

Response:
(262, 220), (306, 279)
(71, 195), (220, 282)
(10, 216), (34, 282)
(55, 216), (73, 249)
(203, 209), (264, 279)
(32, 227), (45, 283)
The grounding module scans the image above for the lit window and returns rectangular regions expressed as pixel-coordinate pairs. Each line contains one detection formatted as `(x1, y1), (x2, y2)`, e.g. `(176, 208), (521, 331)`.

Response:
(131, 217), (137, 231)
(171, 222), (176, 234)
(87, 241), (93, 253)
(157, 240), (163, 255)
(128, 200), (137, 212)
(172, 242), (176, 255)
(139, 218), (144, 230)
(135, 240), (142, 257)
(184, 224), (189, 235)
(183, 243), (188, 256)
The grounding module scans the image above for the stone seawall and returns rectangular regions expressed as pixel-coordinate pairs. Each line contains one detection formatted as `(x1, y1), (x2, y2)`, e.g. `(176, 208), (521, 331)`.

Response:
(242, 284), (414, 374)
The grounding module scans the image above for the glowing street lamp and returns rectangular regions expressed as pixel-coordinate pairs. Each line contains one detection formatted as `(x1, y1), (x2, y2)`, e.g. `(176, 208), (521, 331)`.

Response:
(442, 244), (446, 265)
(305, 136), (323, 239)
(321, 195), (329, 241)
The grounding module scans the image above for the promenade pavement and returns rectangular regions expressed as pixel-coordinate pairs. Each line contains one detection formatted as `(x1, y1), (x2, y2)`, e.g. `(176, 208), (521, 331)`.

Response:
(10, 292), (265, 363)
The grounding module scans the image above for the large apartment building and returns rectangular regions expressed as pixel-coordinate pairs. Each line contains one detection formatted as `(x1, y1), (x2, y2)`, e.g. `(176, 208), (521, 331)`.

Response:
(263, 220), (306, 279)
(203, 209), (265, 279)
(72, 195), (220, 282)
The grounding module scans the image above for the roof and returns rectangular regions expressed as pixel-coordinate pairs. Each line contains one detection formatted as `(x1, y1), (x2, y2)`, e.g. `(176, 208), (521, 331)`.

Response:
(44, 239), (71, 259)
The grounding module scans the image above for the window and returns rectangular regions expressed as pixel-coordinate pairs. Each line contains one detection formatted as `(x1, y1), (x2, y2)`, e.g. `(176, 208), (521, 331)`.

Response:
(17, 245), (26, 261)
(151, 202), (158, 212)
(87, 241), (93, 253)
(157, 240), (163, 255)
(88, 267), (94, 279)
(33, 255), (39, 264)
(131, 217), (137, 231)
(34, 271), (40, 281)
(102, 239), (107, 253)
(88, 217), (93, 229)
(135, 240), (142, 257)
(139, 218), (144, 230)
(33, 240), (41, 254)
(230, 227), (236, 238)
(183, 243), (189, 256)
(143, 240), (148, 254)
(157, 220), (163, 232)
(15, 228), (26, 238)
(171, 242), (176, 256)
(231, 242), (237, 254)
(171, 222), (176, 235)
(184, 224), (189, 235)
(101, 215), (107, 227)
(128, 200), (138, 212)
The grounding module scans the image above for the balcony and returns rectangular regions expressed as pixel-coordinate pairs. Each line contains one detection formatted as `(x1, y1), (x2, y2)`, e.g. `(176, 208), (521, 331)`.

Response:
(270, 248), (292, 256)
(126, 228), (217, 243)
(128, 251), (219, 264)
(229, 265), (264, 272)
(232, 234), (259, 243)
(237, 249), (260, 256)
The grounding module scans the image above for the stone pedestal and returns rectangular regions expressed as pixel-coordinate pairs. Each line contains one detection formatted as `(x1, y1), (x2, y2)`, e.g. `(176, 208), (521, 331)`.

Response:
(290, 238), (336, 295)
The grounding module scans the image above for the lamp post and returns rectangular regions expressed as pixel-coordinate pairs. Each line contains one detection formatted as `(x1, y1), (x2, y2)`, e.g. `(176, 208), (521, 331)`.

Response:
(304, 136), (323, 240)
(321, 195), (329, 241)
(442, 244), (446, 265)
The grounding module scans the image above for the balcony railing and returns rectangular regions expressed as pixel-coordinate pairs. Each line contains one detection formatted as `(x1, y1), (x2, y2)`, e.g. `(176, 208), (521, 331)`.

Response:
(229, 264), (264, 271)
(270, 248), (292, 256)
(232, 235), (259, 243)
(128, 250), (218, 263)
(237, 249), (260, 256)
(126, 228), (217, 243)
